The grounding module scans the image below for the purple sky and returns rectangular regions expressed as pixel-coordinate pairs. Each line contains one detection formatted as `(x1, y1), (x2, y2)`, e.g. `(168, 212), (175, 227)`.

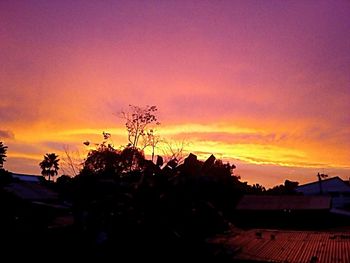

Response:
(0, 0), (349, 187)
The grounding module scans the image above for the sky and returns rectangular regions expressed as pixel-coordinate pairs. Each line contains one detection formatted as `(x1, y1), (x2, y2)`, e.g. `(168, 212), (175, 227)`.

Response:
(0, 0), (349, 188)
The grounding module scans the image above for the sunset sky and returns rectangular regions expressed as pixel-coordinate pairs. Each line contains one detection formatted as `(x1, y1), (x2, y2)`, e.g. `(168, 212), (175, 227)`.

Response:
(1, 0), (349, 187)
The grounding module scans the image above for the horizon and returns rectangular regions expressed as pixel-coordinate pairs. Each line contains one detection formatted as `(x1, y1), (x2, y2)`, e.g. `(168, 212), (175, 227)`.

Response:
(1, 0), (349, 188)
(5, 153), (348, 189)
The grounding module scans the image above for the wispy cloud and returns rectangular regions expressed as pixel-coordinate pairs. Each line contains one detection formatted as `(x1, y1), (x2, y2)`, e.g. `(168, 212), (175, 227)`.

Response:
(171, 131), (281, 145)
(0, 129), (14, 139)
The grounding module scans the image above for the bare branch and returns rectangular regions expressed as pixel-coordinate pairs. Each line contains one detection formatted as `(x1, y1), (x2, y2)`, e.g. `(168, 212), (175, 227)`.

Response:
(120, 105), (160, 149)
(161, 139), (188, 164)
(61, 145), (83, 177)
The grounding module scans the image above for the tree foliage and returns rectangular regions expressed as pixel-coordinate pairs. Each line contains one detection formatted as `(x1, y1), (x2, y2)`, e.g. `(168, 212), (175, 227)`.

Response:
(266, 179), (299, 195)
(82, 143), (146, 178)
(0, 142), (8, 169)
(83, 144), (121, 176)
(39, 153), (60, 182)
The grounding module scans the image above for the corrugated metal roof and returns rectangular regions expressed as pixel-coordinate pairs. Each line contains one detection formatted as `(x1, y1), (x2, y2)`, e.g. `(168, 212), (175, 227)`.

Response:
(12, 173), (41, 182)
(297, 177), (350, 194)
(297, 176), (343, 188)
(220, 229), (350, 263)
(236, 195), (331, 210)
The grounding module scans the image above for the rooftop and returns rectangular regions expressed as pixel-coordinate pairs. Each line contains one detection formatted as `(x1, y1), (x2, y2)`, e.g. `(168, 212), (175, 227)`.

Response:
(11, 172), (41, 182)
(297, 176), (350, 189)
(213, 229), (350, 263)
(4, 181), (58, 201)
(236, 195), (331, 210)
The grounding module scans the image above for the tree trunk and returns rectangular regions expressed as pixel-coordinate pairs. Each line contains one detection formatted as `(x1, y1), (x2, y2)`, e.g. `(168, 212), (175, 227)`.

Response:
(151, 145), (155, 163)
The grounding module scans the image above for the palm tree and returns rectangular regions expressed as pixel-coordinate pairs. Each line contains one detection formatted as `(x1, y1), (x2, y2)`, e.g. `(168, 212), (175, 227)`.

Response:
(39, 153), (60, 182)
(0, 142), (8, 169)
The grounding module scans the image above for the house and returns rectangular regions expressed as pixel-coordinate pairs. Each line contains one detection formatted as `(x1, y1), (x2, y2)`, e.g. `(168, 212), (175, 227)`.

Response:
(0, 173), (75, 259)
(235, 195), (332, 228)
(5, 172), (58, 201)
(2, 172), (73, 229)
(296, 176), (350, 209)
(4, 180), (59, 201)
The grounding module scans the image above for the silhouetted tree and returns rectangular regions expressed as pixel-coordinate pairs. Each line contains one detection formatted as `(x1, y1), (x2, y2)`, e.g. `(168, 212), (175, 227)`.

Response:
(39, 153), (60, 182)
(56, 174), (73, 185)
(81, 143), (146, 178)
(267, 179), (299, 195)
(0, 168), (12, 184)
(83, 144), (121, 177)
(162, 139), (187, 164)
(61, 145), (83, 177)
(121, 105), (159, 149)
(120, 146), (146, 173)
(250, 183), (266, 194)
(284, 179), (299, 193)
(141, 129), (161, 162)
(0, 142), (8, 169)
(55, 174), (74, 198)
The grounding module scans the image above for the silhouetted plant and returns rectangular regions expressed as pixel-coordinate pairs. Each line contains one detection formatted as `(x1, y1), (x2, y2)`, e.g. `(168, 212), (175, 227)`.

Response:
(56, 174), (73, 185)
(141, 129), (161, 162)
(0, 168), (12, 184)
(121, 105), (159, 149)
(162, 139), (187, 164)
(284, 179), (299, 193)
(249, 183), (266, 194)
(83, 144), (121, 177)
(81, 143), (146, 179)
(0, 142), (8, 169)
(266, 179), (299, 195)
(120, 146), (146, 173)
(61, 145), (83, 177)
(39, 153), (60, 182)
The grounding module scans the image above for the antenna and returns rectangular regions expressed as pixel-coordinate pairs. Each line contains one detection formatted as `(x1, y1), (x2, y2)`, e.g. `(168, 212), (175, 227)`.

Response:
(317, 172), (328, 195)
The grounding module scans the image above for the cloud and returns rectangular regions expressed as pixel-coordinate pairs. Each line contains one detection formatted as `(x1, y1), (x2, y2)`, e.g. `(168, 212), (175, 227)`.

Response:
(6, 156), (41, 175)
(171, 131), (282, 145)
(235, 158), (350, 188)
(0, 129), (15, 139)
(241, 156), (331, 169)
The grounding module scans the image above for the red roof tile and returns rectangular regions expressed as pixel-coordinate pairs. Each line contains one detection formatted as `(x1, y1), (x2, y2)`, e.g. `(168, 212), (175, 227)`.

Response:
(217, 229), (350, 263)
